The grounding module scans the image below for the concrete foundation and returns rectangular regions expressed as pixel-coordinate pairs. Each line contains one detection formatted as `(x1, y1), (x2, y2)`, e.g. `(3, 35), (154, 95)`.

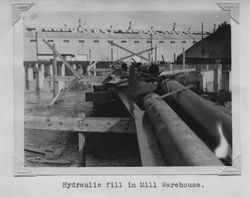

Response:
(26, 67), (34, 82)
(35, 63), (39, 69)
(40, 63), (45, 73)
(36, 70), (45, 90)
(49, 65), (53, 76)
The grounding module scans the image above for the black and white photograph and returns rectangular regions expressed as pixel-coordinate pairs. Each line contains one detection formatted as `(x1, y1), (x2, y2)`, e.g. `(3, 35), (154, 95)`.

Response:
(1, 0), (250, 197)
(22, 8), (233, 168)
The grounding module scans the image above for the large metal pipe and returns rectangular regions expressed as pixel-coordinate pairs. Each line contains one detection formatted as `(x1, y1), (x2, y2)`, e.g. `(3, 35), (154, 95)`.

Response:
(139, 64), (160, 76)
(144, 93), (223, 166)
(161, 80), (232, 164)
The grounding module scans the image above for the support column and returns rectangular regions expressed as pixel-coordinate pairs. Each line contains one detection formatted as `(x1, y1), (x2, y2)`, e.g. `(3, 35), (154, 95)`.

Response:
(35, 63), (39, 69)
(170, 63), (173, 71)
(182, 47), (185, 70)
(49, 64), (53, 76)
(26, 67), (34, 82)
(78, 133), (86, 167)
(155, 45), (157, 62)
(77, 66), (81, 75)
(93, 63), (96, 77)
(80, 65), (83, 75)
(61, 63), (65, 76)
(53, 44), (57, 97)
(36, 70), (45, 90)
(89, 49), (92, 64)
(40, 63), (45, 73)
(218, 64), (222, 91)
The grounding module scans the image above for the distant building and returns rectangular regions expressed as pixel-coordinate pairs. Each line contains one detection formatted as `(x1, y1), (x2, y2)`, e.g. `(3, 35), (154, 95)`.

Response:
(24, 22), (209, 63)
(177, 22), (231, 64)
(177, 23), (231, 92)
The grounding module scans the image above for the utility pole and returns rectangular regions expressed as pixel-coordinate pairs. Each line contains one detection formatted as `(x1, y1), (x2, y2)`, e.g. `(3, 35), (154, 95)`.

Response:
(35, 31), (39, 61)
(182, 47), (185, 70)
(201, 22), (204, 65)
(53, 43), (57, 97)
(150, 26), (153, 63)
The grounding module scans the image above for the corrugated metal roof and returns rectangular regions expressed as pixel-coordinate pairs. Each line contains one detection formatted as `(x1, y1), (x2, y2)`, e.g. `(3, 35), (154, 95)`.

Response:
(25, 27), (208, 40)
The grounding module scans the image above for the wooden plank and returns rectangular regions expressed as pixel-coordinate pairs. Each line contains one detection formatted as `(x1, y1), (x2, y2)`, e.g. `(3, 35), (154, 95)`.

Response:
(27, 158), (71, 165)
(78, 133), (86, 167)
(24, 147), (46, 155)
(25, 116), (135, 133)
(117, 92), (141, 118)
(46, 76), (75, 82)
(89, 68), (112, 73)
(134, 111), (166, 166)
(160, 68), (195, 76)
(85, 91), (117, 102)
(49, 78), (78, 105)
(117, 91), (165, 166)
(46, 75), (109, 83)
(43, 39), (81, 79)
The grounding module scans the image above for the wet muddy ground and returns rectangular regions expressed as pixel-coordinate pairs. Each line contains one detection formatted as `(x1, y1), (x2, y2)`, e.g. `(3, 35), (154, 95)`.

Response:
(24, 79), (141, 167)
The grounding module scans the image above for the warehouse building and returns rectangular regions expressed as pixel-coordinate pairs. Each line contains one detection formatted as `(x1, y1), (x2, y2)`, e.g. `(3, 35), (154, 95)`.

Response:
(24, 20), (210, 63)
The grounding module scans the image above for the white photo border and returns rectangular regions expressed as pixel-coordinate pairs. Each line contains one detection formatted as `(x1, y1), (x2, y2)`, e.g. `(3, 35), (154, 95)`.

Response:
(13, 1), (241, 176)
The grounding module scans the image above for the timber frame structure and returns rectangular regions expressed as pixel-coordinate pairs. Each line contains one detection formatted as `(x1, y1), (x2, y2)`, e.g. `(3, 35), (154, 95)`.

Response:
(25, 40), (165, 167)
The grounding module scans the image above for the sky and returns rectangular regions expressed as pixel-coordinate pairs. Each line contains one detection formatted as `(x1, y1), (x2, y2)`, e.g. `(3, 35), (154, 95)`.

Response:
(24, 10), (230, 32)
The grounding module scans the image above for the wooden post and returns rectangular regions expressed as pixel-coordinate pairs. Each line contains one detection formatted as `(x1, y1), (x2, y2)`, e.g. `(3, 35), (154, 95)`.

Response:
(171, 63), (173, 71)
(78, 133), (86, 167)
(214, 66), (218, 92)
(182, 47), (185, 70)
(161, 55), (165, 63)
(155, 45), (157, 62)
(53, 44), (57, 97)
(49, 64), (53, 76)
(80, 65), (83, 75)
(36, 70), (45, 90)
(111, 43), (113, 63)
(27, 67), (33, 82)
(89, 49), (92, 66)
(35, 63), (39, 69)
(150, 32), (153, 63)
(61, 63), (65, 76)
(40, 63), (45, 73)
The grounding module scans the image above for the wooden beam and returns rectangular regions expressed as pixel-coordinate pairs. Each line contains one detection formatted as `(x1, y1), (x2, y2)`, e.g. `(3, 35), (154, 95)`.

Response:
(85, 91), (117, 102)
(134, 111), (166, 166)
(159, 84), (194, 99)
(42, 39), (81, 80)
(113, 48), (152, 63)
(117, 92), (165, 166)
(46, 76), (75, 82)
(49, 78), (78, 105)
(118, 92), (141, 118)
(78, 133), (86, 167)
(89, 68), (112, 73)
(25, 116), (135, 133)
(159, 68), (195, 76)
(46, 76), (108, 83)
(109, 41), (151, 62)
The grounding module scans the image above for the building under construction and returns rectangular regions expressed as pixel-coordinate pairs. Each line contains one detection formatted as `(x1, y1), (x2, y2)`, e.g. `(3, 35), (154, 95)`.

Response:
(23, 20), (232, 167)
(24, 20), (209, 63)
